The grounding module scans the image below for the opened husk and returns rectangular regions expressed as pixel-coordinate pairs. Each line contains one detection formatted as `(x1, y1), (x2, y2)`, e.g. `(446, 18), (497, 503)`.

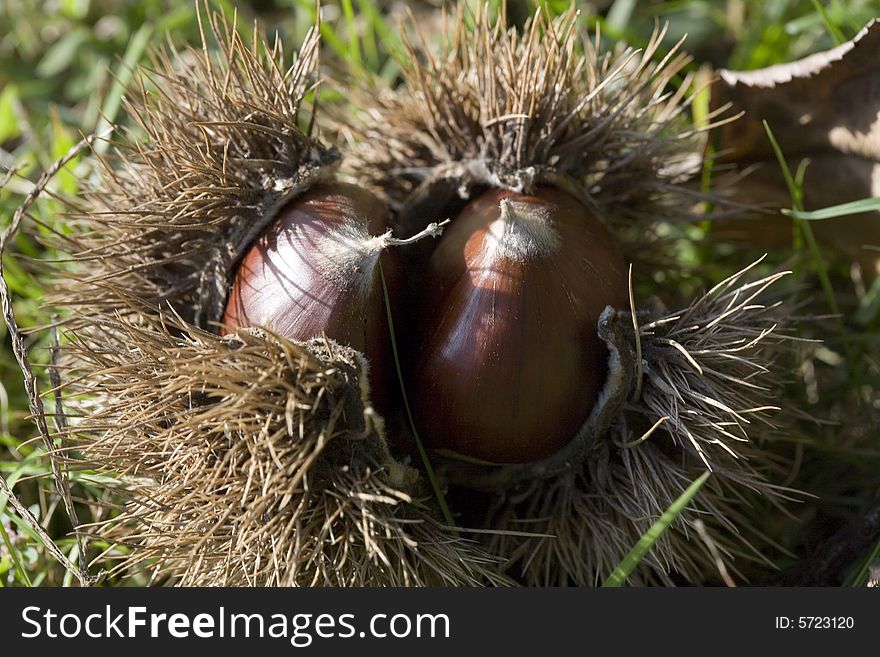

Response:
(44, 7), (506, 586)
(343, 5), (798, 584)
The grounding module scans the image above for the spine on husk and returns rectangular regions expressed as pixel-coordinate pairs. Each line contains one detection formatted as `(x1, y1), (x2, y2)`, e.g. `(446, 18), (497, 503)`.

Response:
(342, 5), (797, 584)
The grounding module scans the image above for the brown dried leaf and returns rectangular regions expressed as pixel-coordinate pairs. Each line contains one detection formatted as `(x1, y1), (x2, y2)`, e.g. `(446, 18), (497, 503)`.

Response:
(709, 21), (880, 275)
(714, 20), (880, 163)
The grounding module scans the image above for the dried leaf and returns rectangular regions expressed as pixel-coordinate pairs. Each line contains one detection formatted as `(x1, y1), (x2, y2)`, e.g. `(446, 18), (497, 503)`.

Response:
(715, 20), (880, 162)
(709, 21), (880, 276)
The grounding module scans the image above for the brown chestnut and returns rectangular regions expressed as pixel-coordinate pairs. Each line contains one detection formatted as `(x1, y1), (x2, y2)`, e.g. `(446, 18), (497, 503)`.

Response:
(410, 187), (629, 464)
(223, 182), (399, 403)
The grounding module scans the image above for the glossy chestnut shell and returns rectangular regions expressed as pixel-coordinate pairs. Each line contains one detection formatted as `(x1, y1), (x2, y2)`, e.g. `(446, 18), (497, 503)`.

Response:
(409, 186), (629, 463)
(223, 182), (398, 405)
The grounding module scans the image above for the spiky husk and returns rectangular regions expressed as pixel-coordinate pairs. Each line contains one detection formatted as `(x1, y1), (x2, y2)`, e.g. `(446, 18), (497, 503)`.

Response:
(341, 6), (712, 233)
(331, 4), (801, 585)
(61, 317), (504, 586)
(60, 9), (336, 329)
(43, 8), (505, 586)
(483, 264), (796, 585)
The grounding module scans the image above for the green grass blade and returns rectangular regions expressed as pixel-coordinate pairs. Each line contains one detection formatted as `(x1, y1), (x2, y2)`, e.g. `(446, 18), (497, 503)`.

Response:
(854, 274), (880, 326)
(602, 471), (711, 587)
(607, 0), (638, 33)
(782, 197), (880, 221)
(377, 263), (456, 531)
(763, 121), (853, 360)
(763, 121), (802, 208)
(49, 109), (78, 199)
(845, 536), (880, 587)
(35, 26), (90, 78)
(810, 0), (846, 45)
(340, 0), (362, 67)
(355, 0), (379, 71)
(692, 72), (717, 217)
(62, 542), (79, 587)
(94, 23), (154, 150)
(0, 85), (22, 145)
(0, 511), (33, 587)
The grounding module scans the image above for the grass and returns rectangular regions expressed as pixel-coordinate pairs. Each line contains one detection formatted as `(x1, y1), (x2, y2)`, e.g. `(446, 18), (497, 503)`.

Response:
(784, 198), (880, 221)
(378, 262), (457, 531)
(1, 0), (879, 586)
(763, 120), (853, 362)
(602, 471), (712, 587)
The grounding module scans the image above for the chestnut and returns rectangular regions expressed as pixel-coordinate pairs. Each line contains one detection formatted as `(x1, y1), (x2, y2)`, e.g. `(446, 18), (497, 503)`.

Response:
(410, 187), (629, 464)
(223, 182), (399, 405)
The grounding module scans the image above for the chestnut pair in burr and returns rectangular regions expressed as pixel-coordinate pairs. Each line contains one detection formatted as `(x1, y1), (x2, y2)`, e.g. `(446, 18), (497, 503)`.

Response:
(223, 183), (628, 465)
